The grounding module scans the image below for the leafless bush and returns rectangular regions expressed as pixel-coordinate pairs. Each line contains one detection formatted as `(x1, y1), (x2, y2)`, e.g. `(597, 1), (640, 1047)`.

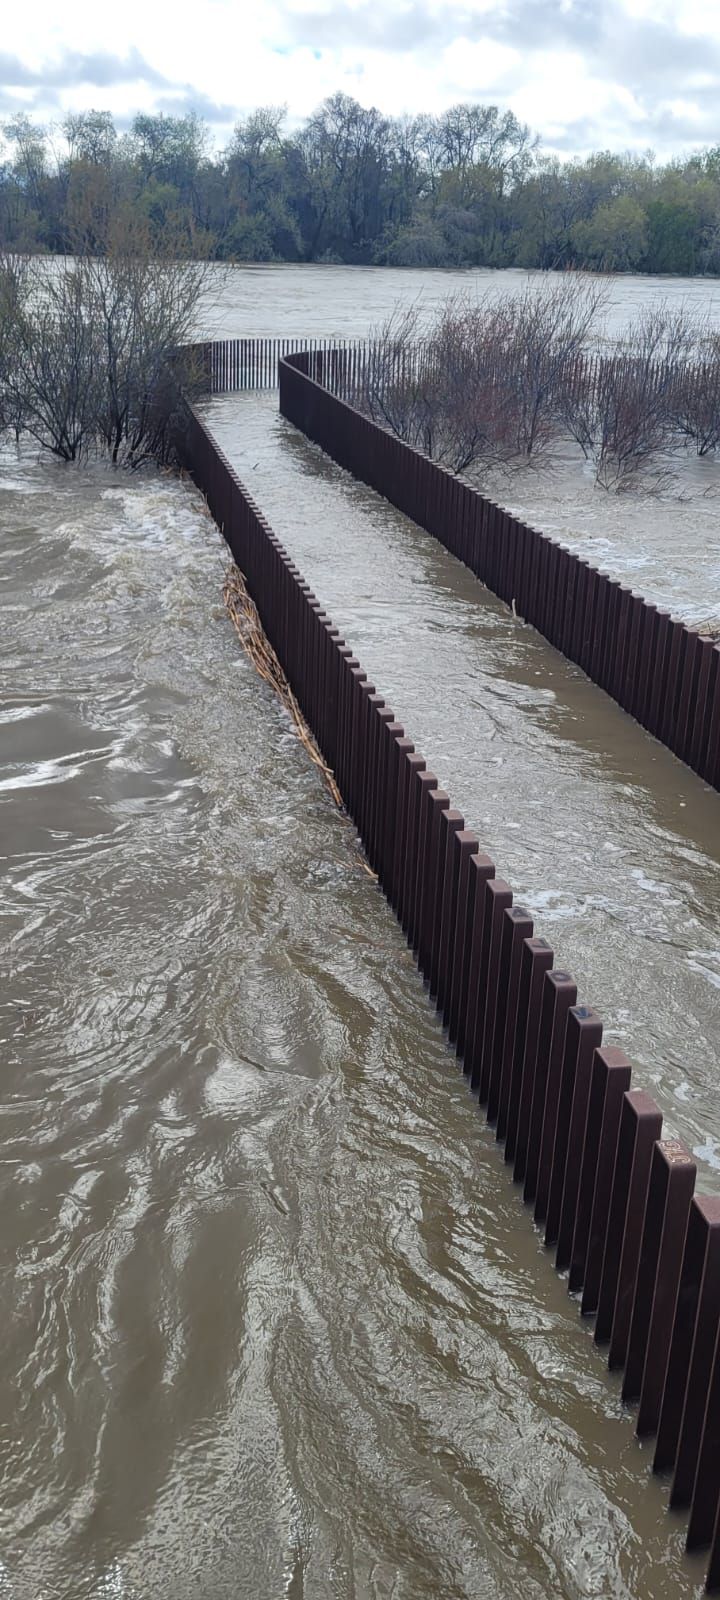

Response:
(503, 275), (608, 458)
(0, 253), (30, 438)
(354, 296), (531, 473)
(351, 275), (606, 476)
(560, 304), (700, 490)
(591, 358), (676, 490)
(81, 245), (210, 464)
(3, 261), (102, 459)
(671, 357), (720, 456)
(422, 296), (522, 470)
(0, 231), (210, 464)
(347, 286), (720, 492)
(666, 316), (720, 456)
(353, 303), (432, 446)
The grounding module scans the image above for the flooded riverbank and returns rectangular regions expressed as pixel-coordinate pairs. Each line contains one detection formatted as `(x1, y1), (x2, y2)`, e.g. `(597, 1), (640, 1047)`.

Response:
(1, 375), (717, 1595)
(481, 442), (720, 633)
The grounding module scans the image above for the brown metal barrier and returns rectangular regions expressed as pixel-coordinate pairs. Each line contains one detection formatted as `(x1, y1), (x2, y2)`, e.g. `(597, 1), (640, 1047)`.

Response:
(179, 397), (720, 1592)
(277, 349), (719, 793)
(185, 337), (367, 392)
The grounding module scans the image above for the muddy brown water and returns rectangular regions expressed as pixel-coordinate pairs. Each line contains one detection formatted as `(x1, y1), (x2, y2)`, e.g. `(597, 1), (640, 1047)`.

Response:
(205, 390), (720, 1157)
(1, 264), (719, 1599)
(202, 263), (720, 631)
(200, 263), (720, 344)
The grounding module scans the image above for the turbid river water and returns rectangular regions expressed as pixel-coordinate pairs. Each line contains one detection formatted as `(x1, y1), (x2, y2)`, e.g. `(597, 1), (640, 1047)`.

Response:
(1, 265), (719, 1599)
(204, 263), (720, 631)
(200, 263), (720, 343)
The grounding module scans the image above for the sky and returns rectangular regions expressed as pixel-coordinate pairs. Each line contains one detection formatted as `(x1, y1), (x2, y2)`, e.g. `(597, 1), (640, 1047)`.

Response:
(1, 0), (720, 161)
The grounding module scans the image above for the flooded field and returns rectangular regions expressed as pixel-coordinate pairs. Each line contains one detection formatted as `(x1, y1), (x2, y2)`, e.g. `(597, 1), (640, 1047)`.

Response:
(483, 443), (720, 633)
(202, 263), (720, 629)
(1, 263), (719, 1599)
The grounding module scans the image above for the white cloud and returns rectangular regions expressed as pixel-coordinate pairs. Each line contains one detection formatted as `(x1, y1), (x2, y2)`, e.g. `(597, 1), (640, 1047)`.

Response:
(1, 0), (720, 157)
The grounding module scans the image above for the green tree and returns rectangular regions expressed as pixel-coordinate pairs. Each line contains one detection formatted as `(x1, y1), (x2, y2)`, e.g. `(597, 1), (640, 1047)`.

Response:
(572, 194), (648, 270)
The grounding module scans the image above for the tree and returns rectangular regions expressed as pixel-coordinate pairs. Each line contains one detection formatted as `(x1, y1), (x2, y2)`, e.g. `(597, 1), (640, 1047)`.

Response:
(0, 227), (210, 464)
(571, 194), (648, 271)
(219, 107), (301, 260)
(2, 100), (720, 274)
(63, 111), (117, 167)
(435, 103), (536, 201)
(298, 93), (393, 261)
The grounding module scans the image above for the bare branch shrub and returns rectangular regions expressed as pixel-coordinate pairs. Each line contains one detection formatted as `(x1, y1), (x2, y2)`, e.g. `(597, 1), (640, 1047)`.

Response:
(591, 359), (675, 491)
(0, 229), (210, 464)
(354, 296), (528, 473)
(561, 305), (697, 490)
(352, 303), (433, 447)
(0, 253), (30, 438)
(502, 274), (608, 459)
(666, 316), (720, 457)
(422, 295), (520, 470)
(350, 287), (720, 493)
(350, 275), (607, 477)
(81, 242), (210, 464)
(3, 261), (102, 459)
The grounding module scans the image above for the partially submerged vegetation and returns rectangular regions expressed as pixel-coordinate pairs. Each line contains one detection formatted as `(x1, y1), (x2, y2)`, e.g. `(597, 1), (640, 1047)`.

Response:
(348, 278), (720, 491)
(0, 228), (208, 464)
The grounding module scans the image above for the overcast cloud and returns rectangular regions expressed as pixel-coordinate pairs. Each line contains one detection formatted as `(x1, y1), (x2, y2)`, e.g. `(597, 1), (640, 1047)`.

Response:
(1, 0), (719, 158)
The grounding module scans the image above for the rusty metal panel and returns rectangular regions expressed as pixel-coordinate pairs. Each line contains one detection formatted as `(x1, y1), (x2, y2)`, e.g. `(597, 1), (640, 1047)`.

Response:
(623, 1138), (695, 1415)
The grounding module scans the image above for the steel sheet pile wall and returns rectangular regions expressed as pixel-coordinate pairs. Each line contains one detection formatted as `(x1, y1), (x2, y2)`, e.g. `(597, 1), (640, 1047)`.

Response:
(203, 337), (365, 392)
(183, 400), (720, 1592)
(279, 351), (720, 793)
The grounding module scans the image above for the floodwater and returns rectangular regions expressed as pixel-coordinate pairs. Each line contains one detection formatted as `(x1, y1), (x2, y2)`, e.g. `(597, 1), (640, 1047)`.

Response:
(1, 264), (719, 1600)
(199, 262), (720, 344)
(204, 390), (720, 1173)
(483, 445), (720, 633)
(202, 262), (720, 630)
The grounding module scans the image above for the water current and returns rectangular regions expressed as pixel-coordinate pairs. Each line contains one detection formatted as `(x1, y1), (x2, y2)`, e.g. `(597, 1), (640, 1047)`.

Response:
(1, 265), (719, 1600)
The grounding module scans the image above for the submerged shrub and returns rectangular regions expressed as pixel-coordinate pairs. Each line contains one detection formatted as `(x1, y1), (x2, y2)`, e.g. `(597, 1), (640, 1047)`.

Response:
(0, 229), (209, 464)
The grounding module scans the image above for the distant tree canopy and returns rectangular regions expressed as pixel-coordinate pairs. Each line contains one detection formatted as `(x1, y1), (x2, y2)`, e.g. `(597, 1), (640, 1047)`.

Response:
(2, 98), (720, 275)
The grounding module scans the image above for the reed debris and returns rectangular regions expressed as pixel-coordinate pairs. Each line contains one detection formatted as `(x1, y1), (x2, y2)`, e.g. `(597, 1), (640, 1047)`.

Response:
(223, 562), (343, 807)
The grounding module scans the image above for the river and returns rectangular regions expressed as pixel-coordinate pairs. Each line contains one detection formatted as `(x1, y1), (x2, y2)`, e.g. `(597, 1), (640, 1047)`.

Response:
(200, 263), (720, 342)
(2, 265), (719, 1599)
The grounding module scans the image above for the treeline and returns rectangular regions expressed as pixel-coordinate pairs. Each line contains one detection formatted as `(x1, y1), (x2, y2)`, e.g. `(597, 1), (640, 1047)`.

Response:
(3, 96), (720, 275)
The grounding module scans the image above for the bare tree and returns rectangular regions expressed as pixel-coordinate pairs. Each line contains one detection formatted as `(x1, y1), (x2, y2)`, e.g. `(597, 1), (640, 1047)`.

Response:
(0, 225), (210, 464)
(561, 304), (697, 489)
(351, 276), (606, 476)
(0, 253), (30, 438)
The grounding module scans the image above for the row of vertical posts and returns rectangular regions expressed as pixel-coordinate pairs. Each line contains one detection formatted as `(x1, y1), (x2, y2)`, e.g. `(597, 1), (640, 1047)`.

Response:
(195, 337), (707, 408)
(277, 351), (720, 792)
(202, 338), (368, 393)
(181, 399), (720, 1593)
